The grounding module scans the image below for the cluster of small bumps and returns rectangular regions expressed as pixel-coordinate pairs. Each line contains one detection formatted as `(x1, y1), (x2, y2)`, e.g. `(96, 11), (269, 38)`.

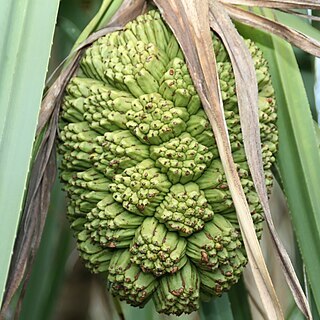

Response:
(59, 10), (278, 315)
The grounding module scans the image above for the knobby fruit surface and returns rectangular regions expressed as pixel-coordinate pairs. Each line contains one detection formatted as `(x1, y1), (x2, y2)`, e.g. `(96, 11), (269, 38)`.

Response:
(59, 10), (278, 315)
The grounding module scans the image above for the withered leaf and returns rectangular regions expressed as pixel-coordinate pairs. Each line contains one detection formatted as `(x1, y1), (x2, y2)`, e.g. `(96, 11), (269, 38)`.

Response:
(154, 0), (283, 318)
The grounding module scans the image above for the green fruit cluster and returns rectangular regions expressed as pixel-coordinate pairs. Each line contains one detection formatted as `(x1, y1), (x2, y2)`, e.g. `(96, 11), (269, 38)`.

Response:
(59, 10), (278, 315)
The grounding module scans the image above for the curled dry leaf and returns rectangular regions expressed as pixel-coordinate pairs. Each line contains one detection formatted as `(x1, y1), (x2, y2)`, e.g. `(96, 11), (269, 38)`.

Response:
(220, 0), (320, 10)
(209, 1), (312, 319)
(108, 0), (148, 26)
(278, 8), (320, 22)
(36, 51), (84, 135)
(154, 0), (283, 319)
(224, 4), (320, 57)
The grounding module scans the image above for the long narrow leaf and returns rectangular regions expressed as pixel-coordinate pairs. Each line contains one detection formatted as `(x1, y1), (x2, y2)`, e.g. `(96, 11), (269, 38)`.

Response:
(236, 8), (320, 315)
(0, 0), (60, 309)
(315, 122), (320, 142)
(278, 9), (320, 22)
(209, 5), (309, 317)
(220, 0), (320, 10)
(224, 4), (320, 57)
(228, 279), (252, 320)
(274, 9), (320, 41)
(200, 295), (234, 320)
(154, 1), (283, 319)
(69, 0), (124, 52)
(210, 4), (312, 318)
(19, 182), (71, 320)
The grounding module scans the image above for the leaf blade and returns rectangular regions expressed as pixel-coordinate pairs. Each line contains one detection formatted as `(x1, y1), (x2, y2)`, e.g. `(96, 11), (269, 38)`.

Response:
(154, 1), (283, 318)
(209, 4), (311, 318)
(236, 10), (320, 315)
(220, 0), (320, 10)
(224, 4), (320, 57)
(200, 294), (234, 320)
(0, 0), (60, 309)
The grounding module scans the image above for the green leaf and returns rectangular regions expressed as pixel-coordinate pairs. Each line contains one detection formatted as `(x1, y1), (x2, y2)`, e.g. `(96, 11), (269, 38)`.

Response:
(237, 8), (320, 315)
(274, 10), (318, 119)
(315, 121), (320, 144)
(19, 182), (71, 320)
(121, 301), (156, 320)
(200, 295), (234, 320)
(70, 0), (124, 51)
(273, 9), (320, 42)
(48, 0), (103, 72)
(228, 279), (252, 320)
(59, 0), (103, 32)
(294, 48), (316, 120)
(121, 300), (198, 320)
(0, 0), (60, 307)
(286, 289), (320, 320)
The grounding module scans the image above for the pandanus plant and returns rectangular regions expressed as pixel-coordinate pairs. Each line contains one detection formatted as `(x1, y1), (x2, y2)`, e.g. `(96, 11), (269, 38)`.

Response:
(1, 1), (320, 319)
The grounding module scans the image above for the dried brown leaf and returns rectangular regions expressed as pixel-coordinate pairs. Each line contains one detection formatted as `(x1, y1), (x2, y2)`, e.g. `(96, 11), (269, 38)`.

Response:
(108, 0), (148, 26)
(209, 1), (261, 199)
(154, 0), (283, 318)
(220, 0), (320, 10)
(278, 8), (320, 21)
(224, 3), (320, 57)
(209, 2), (312, 319)
(36, 51), (83, 135)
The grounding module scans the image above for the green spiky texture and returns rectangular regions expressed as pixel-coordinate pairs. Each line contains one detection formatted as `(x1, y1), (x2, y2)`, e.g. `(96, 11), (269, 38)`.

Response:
(155, 183), (214, 236)
(85, 194), (143, 248)
(108, 250), (158, 306)
(150, 133), (214, 184)
(126, 93), (190, 145)
(77, 230), (114, 273)
(187, 215), (247, 295)
(130, 217), (187, 276)
(58, 10), (278, 315)
(153, 261), (200, 315)
(109, 159), (172, 216)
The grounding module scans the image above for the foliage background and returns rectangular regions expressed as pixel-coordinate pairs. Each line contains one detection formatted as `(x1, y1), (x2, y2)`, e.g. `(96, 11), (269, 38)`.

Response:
(1, 1), (320, 319)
